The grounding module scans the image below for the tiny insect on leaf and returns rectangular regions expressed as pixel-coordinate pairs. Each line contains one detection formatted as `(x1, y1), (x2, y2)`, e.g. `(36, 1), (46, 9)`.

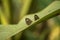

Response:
(25, 18), (32, 25)
(34, 15), (39, 21)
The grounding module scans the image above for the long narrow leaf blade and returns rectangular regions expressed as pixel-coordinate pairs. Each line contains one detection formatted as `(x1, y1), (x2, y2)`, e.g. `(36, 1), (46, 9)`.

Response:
(0, 1), (60, 40)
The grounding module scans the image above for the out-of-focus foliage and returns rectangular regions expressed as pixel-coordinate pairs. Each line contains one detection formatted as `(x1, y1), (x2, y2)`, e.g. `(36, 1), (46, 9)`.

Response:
(0, 0), (60, 40)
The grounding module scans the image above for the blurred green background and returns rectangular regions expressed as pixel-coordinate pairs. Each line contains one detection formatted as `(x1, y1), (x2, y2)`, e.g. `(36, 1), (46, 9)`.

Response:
(0, 0), (60, 40)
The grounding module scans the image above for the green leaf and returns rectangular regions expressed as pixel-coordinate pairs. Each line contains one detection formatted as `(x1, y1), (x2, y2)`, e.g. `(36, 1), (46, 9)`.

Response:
(0, 1), (60, 40)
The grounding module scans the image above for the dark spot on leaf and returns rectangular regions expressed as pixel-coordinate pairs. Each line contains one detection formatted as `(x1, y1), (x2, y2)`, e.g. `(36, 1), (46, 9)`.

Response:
(34, 15), (39, 21)
(25, 18), (32, 25)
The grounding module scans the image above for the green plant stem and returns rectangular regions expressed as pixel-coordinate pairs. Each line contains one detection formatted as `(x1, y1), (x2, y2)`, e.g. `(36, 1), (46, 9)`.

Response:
(2, 0), (10, 24)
